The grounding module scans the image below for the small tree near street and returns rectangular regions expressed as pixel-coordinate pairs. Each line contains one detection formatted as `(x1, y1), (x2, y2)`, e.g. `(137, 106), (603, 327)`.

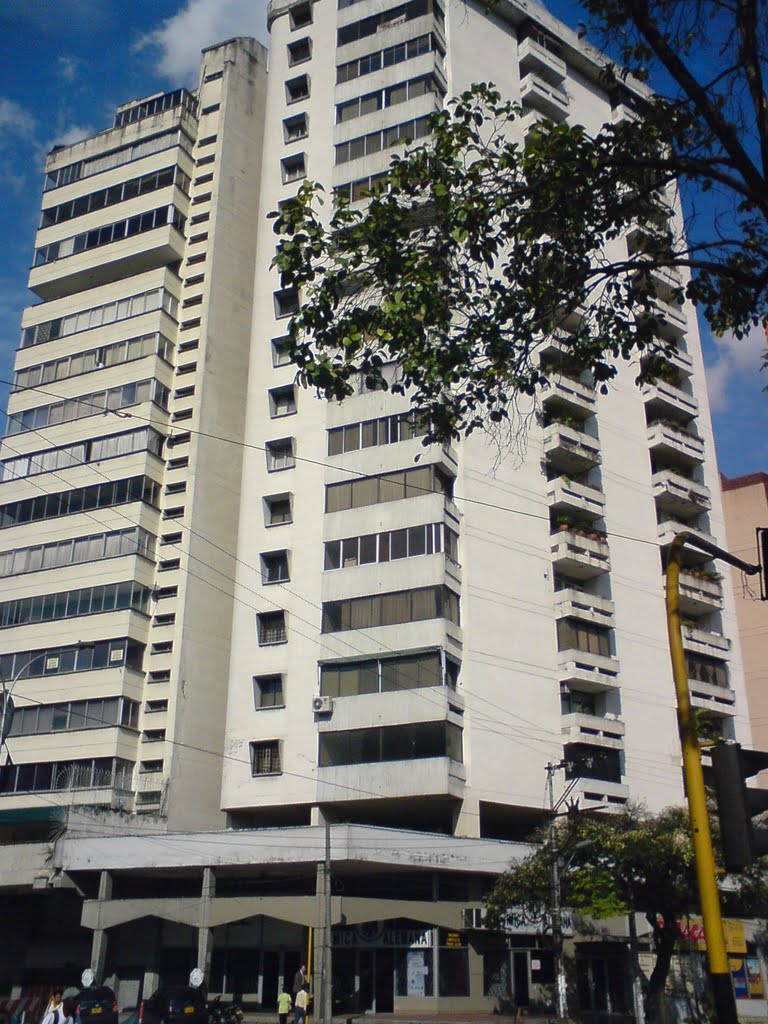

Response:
(484, 805), (699, 1021)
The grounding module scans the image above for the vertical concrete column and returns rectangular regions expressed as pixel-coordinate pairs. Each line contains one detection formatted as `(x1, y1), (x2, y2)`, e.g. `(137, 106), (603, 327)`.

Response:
(197, 868), (216, 982)
(142, 919), (163, 1001)
(91, 871), (112, 982)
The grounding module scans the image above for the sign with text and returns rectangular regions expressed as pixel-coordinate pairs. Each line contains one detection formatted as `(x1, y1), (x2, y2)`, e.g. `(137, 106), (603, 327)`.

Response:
(332, 923), (433, 948)
(662, 916), (747, 953)
(462, 905), (574, 936)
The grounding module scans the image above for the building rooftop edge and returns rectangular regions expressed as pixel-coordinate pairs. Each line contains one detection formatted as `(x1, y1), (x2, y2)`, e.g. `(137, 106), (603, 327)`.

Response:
(721, 471), (768, 492)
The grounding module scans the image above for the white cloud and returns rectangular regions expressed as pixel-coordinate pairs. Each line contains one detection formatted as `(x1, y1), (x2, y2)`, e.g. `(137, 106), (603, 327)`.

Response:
(135, 0), (268, 85)
(704, 324), (767, 414)
(0, 98), (35, 137)
(48, 124), (97, 149)
(57, 56), (81, 83)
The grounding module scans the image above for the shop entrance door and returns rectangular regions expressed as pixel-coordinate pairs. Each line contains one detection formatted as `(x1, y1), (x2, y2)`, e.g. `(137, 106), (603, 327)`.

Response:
(358, 951), (374, 1011)
(513, 952), (530, 1007)
(375, 950), (394, 1012)
(262, 951), (279, 1010)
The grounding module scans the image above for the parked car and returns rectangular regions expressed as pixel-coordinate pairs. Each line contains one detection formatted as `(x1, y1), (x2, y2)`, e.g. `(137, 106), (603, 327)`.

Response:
(75, 988), (119, 1024)
(139, 988), (208, 1024)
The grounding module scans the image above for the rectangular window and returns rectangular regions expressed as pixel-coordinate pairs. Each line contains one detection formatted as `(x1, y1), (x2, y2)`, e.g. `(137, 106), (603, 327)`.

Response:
(286, 75), (310, 103)
(556, 618), (612, 657)
(254, 674), (285, 709)
(289, 2), (313, 28)
(288, 37), (312, 64)
(318, 720), (461, 767)
(21, 288), (178, 349)
(264, 494), (293, 526)
(261, 550), (290, 584)
(271, 337), (293, 367)
(281, 154), (307, 184)
(258, 611), (287, 645)
(266, 438), (296, 472)
(251, 739), (282, 774)
(274, 289), (300, 318)
(269, 385), (297, 417)
(322, 652), (443, 698)
(283, 114), (309, 143)
(325, 464), (452, 512)
(322, 586), (458, 633)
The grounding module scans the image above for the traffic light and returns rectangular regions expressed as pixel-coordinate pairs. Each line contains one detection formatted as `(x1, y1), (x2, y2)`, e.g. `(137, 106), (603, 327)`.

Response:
(710, 742), (768, 871)
(758, 528), (768, 601)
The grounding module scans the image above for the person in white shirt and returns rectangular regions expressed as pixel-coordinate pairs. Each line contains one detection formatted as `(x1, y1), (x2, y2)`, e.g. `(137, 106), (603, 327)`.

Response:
(41, 990), (64, 1024)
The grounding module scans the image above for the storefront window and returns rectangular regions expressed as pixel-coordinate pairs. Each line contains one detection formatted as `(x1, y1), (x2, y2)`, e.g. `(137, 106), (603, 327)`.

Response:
(483, 949), (511, 997)
(438, 930), (470, 997)
(395, 947), (434, 997)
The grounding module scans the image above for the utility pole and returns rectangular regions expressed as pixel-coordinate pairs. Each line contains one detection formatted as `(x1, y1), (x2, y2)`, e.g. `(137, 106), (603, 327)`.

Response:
(547, 761), (568, 1021)
(666, 531), (761, 1024)
(320, 821), (332, 1024)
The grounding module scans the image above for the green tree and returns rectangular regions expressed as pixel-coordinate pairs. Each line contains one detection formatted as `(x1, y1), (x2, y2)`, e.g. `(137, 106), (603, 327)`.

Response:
(271, 0), (768, 443)
(485, 805), (698, 1020)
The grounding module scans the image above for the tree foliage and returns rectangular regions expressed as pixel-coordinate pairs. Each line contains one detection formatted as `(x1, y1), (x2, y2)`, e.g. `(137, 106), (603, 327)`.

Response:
(485, 805), (697, 1011)
(271, 0), (768, 442)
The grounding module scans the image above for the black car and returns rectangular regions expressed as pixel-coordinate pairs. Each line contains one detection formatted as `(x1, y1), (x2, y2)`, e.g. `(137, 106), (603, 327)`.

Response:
(139, 988), (208, 1024)
(76, 988), (119, 1024)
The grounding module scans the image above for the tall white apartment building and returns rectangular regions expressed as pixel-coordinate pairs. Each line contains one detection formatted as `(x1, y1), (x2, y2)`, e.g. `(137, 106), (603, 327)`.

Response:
(0, 1), (757, 1017)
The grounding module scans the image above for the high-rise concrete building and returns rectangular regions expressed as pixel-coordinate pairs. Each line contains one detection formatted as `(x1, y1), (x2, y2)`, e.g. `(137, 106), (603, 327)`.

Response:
(722, 473), (768, 753)
(0, 2), (760, 1017)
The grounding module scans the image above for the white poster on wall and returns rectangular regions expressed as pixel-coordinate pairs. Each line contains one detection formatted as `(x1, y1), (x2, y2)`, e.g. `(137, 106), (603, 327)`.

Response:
(407, 950), (427, 997)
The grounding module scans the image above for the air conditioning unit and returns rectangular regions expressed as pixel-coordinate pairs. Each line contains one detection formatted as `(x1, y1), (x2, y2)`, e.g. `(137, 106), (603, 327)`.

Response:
(312, 695), (333, 715)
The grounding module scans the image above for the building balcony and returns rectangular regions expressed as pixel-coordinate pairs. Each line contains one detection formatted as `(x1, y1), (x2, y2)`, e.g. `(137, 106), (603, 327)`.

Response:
(28, 222), (186, 302)
(567, 776), (629, 810)
(548, 477), (605, 521)
(518, 35), (567, 83)
(652, 469), (711, 518)
(543, 423), (601, 474)
(519, 73), (569, 121)
(316, 756), (465, 803)
(651, 296), (688, 337)
(542, 375), (596, 417)
(659, 343), (694, 378)
(689, 678), (736, 709)
(642, 379), (698, 421)
(676, 569), (724, 616)
(551, 529), (610, 580)
(558, 649), (620, 692)
(682, 624), (731, 659)
(657, 518), (715, 557)
(611, 102), (641, 125)
(561, 712), (625, 750)
(554, 587), (615, 629)
(647, 420), (705, 467)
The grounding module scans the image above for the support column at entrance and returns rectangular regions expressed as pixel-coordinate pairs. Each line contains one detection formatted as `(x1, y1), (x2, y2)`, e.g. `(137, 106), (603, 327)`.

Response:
(91, 871), (112, 983)
(197, 868), (216, 982)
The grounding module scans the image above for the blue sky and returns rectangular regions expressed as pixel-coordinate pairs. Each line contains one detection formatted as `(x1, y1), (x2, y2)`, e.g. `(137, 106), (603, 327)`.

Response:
(0, 0), (764, 478)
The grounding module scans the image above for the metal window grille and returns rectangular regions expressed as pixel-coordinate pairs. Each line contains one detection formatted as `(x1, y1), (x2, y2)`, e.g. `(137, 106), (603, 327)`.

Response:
(251, 740), (281, 775)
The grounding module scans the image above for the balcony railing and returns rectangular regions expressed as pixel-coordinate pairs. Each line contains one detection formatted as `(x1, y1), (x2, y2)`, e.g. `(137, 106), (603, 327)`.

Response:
(647, 420), (705, 465)
(548, 477), (605, 521)
(543, 423), (601, 474)
(558, 648), (620, 691)
(551, 529), (611, 580)
(652, 469), (711, 517)
(554, 587), (615, 628)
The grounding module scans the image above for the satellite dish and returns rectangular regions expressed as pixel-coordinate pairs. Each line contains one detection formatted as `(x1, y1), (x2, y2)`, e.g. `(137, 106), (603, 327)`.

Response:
(81, 969), (94, 989)
(189, 968), (204, 989)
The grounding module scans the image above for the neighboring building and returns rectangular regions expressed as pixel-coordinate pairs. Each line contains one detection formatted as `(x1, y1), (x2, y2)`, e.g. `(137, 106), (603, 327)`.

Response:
(0, 1), (760, 1018)
(722, 473), (768, 752)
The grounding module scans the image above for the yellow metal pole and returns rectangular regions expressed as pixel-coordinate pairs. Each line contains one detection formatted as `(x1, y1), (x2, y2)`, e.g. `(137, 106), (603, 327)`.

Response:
(307, 926), (313, 1024)
(666, 534), (736, 1024)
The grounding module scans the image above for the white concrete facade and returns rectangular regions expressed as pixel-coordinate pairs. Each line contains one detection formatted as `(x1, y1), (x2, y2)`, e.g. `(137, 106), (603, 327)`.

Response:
(0, 1), (757, 1015)
(0, 38), (267, 830)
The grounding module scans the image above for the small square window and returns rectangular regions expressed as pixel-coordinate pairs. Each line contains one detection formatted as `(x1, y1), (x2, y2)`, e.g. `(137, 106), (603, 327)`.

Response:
(283, 114), (308, 144)
(265, 493), (293, 526)
(254, 674), (285, 709)
(274, 288), (300, 318)
(281, 154), (307, 184)
(269, 385), (297, 417)
(257, 610), (287, 645)
(272, 337), (293, 367)
(289, 2), (312, 29)
(288, 37), (312, 65)
(266, 438), (296, 472)
(261, 550), (290, 584)
(286, 75), (310, 104)
(251, 739), (282, 775)
(140, 759), (164, 773)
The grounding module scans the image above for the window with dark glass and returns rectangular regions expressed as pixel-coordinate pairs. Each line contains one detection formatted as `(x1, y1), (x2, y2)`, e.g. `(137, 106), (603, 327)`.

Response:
(261, 550), (290, 584)
(320, 651), (443, 697)
(265, 494), (293, 526)
(257, 611), (287, 645)
(556, 618), (612, 657)
(254, 674), (285, 709)
(318, 720), (462, 766)
(322, 585), (459, 633)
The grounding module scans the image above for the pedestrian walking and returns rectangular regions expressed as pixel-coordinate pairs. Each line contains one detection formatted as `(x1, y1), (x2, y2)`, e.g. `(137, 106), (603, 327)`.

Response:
(277, 988), (292, 1024)
(41, 991), (64, 1024)
(292, 988), (308, 1024)
(291, 966), (306, 996)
